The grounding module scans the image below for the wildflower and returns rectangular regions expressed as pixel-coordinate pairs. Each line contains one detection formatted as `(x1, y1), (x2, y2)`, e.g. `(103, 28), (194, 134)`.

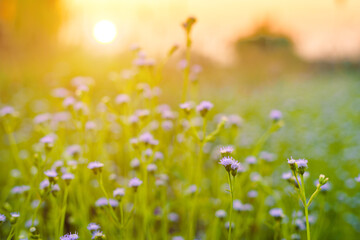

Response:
(154, 152), (164, 161)
(215, 209), (227, 219)
(85, 121), (97, 131)
(40, 134), (56, 150)
(318, 174), (329, 186)
(296, 159), (308, 175)
(248, 190), (258, 198)
(62, 173), (75, 185)
(63, 97), (76, 108)
(269, 109), (282, 121)
(260, 151), (275, 162)
(95, 198), (118, 208)
(219, 146), (234, 158)
(92, 231), (106, 240)
(287, 157), (296, 171)
(0, 106), (16, 117)
(130, 158), (140, 169)
(168, 212), (179, 222)
(186, 184), (197, 195)
(282, 171), (293, 180)
(245, 156), (257, 165)
(40, 179), (50, 190)
(179, 101), (194, 115)
(87, 223), (101, 232)
(51, 184), (60, 196)
(139, 132), (155, 145)
(129, 177), (143, 191)
(88, 162), (104, 174)
(51, 88), (69, 98)
(219, 157), (235, 172)
(269, 208), (284, 220)
(0, 214), (6, 224)
(11, 185), (30, 195)
(196, 101), (213, 117)
(144, 148), (153, 158)
(115, 94), (130, 105)
(66, 145), (82, 159)
(155, 174), (169, 186)
(226, 114), (243, 128)
(231, 161), (240, 177)
(60, 232), (79, 240)
(233, 200), (242, 211)
(162, 120), (174, 131)
(355, 174), (360, 182)
(34, 113), (51, 125)
(172, 236), (184, 240)
(113, 188), (125, 201)
(10, 212), (20, 224)
(147, 163), (158, 173)
(44, 169), (58, 183)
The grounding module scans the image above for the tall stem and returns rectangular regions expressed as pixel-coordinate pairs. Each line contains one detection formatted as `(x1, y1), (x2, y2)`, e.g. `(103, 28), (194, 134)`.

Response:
(227, 172), (233, 240)
(98, 173), (119, 224)
(300, 174), (310, 240)
(59, 186), (69, 237)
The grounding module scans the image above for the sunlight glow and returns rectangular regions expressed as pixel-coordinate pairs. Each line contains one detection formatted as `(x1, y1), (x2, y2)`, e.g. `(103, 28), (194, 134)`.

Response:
(93, 20), (117, 44)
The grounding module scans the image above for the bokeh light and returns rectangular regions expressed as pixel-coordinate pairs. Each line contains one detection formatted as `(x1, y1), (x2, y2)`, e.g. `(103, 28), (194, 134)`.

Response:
(93, 20), (117, 44)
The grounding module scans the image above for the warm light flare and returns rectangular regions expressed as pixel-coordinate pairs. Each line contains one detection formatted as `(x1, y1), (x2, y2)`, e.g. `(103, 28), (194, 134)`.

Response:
(93, 20), (117, 44)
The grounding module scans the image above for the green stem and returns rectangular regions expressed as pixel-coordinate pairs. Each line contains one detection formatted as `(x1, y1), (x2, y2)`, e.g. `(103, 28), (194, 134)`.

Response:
(6, 226), (15, 240)
(59, 186), (69, 237)
(227, 172), (233, 240)
(300, 174), (310, 240)
(307, 187), (321, 207)
(98, 173), (119, 224)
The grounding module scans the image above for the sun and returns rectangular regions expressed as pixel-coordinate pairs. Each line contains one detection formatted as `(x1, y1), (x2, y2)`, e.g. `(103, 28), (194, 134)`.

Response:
(93, 20), (117, 44)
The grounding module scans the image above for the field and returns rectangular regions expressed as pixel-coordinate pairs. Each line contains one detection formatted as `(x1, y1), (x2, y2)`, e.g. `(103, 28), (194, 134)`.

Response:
(1, 15), (360, 240)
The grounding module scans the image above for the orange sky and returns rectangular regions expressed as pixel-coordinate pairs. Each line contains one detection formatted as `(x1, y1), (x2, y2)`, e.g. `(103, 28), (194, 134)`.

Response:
(61, 0), (360, 63)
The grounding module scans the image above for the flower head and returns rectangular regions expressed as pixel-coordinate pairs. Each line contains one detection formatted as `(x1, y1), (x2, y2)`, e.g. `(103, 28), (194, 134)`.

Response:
(296, 159), (308, 175)
(88, 162), (104, 174)
(87, 222), (101, 232)
(269, 208), (284, 220)
(129, 177), (143, 191)
(60, 232), (79, 240)
(113, 188), (125, 200)
(215, 209), (227, 219)
(270, 109), (282, 121)
(0, 214), (6, 223)
(196, 101), (213, 117)
(219, 146), (234, 158)
(92, 231), (106, 240)
(219, 157), (235, 172)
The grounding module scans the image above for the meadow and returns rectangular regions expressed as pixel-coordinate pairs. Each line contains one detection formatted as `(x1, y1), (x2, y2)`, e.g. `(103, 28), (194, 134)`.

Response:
(1, 17), (360, 240)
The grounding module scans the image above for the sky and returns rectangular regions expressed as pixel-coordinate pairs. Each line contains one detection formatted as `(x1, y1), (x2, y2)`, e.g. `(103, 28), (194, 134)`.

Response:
(61, 0), (360, 63)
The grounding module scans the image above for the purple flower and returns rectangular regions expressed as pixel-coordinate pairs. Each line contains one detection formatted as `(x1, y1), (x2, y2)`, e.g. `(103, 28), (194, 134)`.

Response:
(52, 88), (69, 98)
(219, 157), (235, 172)
(215, 209), (227, 219)
(44, 169), (58, 178)
(34, 113), (51, 124)
(179, 102), (194, 114)
(248, 190), (258, 198)
(88, 162), (104, 174)
(11, 185), (30, 194)
(92, 231), (106, 239)
(246, 156), (257, 165)
(40, 134), (56, 145)
(269, 110), (282, 121)
(66, 145), (82, 158)
(196, 101), (213, 117)
(129, 177), (143, 189)
(62, 173), (75, 184)
(287, 157), (296, 170)
(40, 179), (50, 190)
(226, 114), (243, 128)
(95, 198), (118, 208)
(60, 232), (79, 240)
(0, 106), (15, 117)
(177, 59), (188, 70)
(0, 214), (6, 223)
(220, 146), (234, 157)
(139, 132), (154, 145)
(130, 158), (140, 169)
(355, 174), (360, 183)
(168, 212), (179, 222)
(85, 121), (97, 130)
(147, 163), (158, 173)
(115, 94), (130, 105)
(113, 188), (125, 199)
(282, 171), (293, 180)
(87, 222), (100, 231)
(269, 208), (284, 219)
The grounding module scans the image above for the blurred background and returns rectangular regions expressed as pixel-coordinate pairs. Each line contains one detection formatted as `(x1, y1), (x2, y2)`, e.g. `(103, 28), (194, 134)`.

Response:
(1, 0), (360, 96)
